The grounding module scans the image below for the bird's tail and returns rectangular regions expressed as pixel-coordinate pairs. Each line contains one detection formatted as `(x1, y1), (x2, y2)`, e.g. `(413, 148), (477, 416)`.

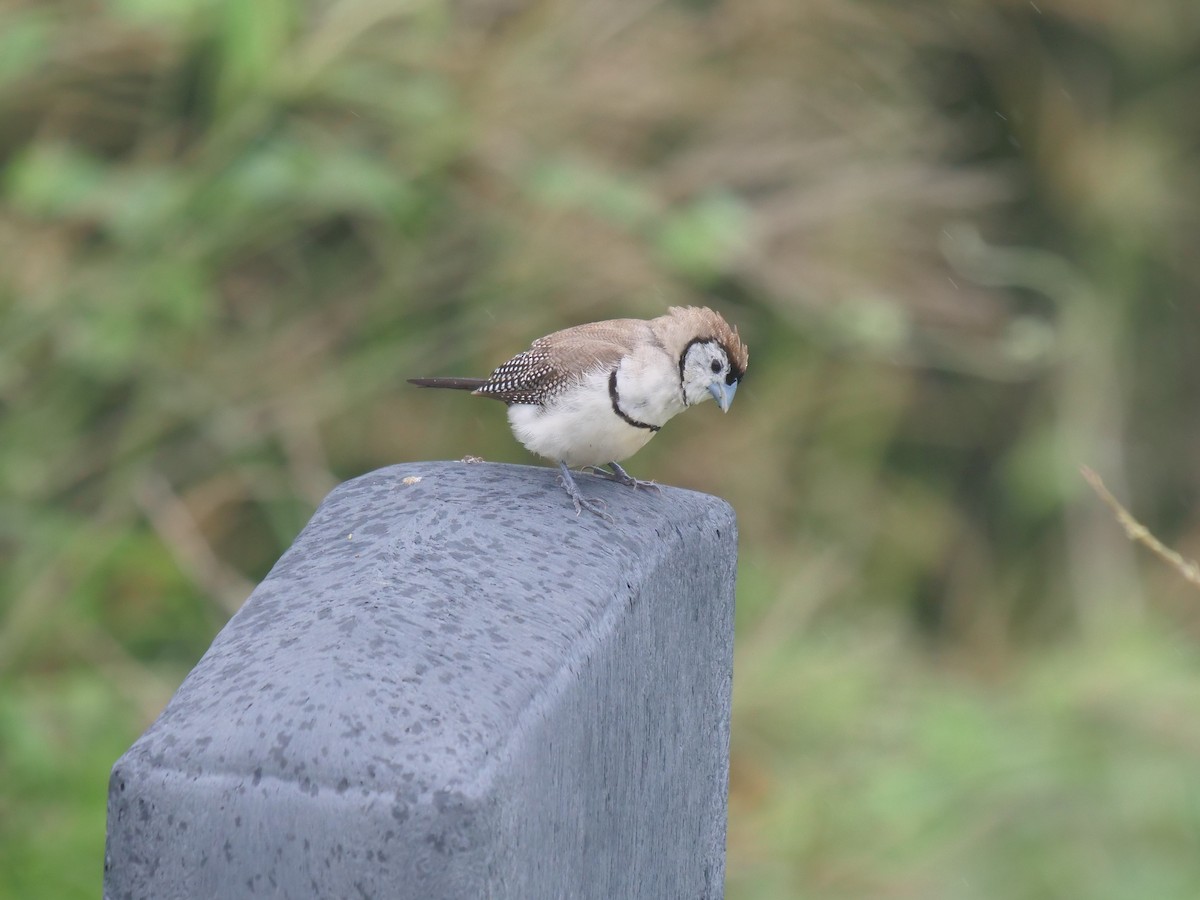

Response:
(407, 377), (488, 391)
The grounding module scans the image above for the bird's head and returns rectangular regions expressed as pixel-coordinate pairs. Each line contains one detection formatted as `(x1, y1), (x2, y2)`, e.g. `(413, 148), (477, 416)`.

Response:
(659, 307), (749, 412)
(680, 338), (741, 411)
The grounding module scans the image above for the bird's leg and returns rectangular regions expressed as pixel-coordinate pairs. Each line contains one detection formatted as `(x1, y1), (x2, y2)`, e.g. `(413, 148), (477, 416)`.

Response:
(557, 461), (614, 522)
(583, 461), (662, 493)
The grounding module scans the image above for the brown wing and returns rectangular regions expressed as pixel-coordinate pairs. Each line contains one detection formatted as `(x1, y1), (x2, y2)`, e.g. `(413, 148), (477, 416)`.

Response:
(473, 318), (653, 405)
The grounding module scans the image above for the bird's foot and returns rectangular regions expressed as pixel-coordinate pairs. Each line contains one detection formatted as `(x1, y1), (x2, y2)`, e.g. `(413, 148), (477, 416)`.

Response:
(583, 462), (662, 493)
(557, 462), (614, 523)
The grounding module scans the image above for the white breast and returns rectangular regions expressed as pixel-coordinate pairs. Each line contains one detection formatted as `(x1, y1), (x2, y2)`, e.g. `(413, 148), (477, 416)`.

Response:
(505, 350), (689, 468)
(505, 372), (646, 467)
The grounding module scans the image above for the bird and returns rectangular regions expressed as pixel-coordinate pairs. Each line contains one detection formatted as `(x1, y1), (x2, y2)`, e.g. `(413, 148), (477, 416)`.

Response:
(408, 306), (748, 519)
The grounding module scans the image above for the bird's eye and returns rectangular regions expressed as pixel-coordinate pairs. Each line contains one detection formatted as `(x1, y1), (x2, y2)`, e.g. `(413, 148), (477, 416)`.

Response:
(710, 359), (722, 374)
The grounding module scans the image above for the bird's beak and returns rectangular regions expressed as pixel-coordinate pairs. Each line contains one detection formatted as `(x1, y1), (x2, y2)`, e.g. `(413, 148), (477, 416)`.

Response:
(709, 380), (737, 412)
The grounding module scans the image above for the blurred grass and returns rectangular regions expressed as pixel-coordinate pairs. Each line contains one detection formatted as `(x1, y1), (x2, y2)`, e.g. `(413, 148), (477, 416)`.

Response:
(729, 601), (1200, 899)
(2, 0), (1199, 897)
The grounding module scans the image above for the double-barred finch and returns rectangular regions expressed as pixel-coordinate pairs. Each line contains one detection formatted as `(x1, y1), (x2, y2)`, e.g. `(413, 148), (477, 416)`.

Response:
(409, 306), (749, 519)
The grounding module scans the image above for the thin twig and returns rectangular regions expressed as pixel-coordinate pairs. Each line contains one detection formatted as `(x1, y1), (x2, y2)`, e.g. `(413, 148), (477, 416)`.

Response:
(134, 471), (255, 614)
(1081, 466), (1200, 590)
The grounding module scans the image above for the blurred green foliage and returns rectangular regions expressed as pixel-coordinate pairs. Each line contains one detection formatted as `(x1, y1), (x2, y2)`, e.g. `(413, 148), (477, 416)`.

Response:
(2, 0), (1199, 897)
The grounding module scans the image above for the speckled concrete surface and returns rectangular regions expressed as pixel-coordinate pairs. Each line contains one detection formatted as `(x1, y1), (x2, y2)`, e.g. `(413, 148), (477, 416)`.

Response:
(105, 461), (736, 899)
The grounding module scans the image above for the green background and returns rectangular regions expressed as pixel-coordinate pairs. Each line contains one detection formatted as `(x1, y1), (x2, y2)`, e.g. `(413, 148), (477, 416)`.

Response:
(3, 1), (1200, 897)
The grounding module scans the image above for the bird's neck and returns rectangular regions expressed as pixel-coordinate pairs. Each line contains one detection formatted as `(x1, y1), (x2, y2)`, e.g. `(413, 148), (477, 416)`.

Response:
(611, 351), (688, 429)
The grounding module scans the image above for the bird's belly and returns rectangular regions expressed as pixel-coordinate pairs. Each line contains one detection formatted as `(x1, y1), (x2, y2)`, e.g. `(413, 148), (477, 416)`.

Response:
(507, 391), (656, 468)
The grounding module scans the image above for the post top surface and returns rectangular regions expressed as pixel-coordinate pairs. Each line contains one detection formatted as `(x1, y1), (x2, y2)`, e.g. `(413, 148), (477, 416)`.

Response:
(118, 461), (735, 802)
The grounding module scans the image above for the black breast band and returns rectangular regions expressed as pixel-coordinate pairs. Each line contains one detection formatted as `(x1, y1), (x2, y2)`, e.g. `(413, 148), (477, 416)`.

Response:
(608, 370), (660, 432)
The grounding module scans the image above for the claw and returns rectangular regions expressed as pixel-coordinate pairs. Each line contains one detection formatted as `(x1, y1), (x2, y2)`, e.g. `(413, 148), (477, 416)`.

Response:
(585, 462), (662, 493)
(557, 462), (615, 523)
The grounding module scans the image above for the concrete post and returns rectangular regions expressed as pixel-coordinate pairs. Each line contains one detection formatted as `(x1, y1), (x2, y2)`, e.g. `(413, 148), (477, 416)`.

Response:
(104, 461), (737, 899)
